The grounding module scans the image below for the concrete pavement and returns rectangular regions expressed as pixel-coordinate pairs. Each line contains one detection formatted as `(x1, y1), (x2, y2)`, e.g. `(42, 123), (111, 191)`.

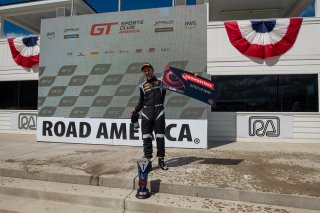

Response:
(1, 176), (318, 213)
(0, 133), (319, 212)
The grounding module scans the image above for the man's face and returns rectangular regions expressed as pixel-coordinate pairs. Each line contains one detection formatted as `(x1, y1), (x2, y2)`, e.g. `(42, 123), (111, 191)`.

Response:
(142, 67), (154, 79)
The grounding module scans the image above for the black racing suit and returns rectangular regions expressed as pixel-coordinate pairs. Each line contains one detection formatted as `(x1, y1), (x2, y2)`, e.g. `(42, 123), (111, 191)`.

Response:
(135, 76), (166, 159)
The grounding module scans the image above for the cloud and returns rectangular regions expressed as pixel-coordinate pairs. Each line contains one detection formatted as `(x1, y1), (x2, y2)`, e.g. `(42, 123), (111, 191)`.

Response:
(4, 32), (34, 38)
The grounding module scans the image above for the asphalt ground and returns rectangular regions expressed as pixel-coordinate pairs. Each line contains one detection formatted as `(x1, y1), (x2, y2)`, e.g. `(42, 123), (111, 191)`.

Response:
(0, 133), (319, 210)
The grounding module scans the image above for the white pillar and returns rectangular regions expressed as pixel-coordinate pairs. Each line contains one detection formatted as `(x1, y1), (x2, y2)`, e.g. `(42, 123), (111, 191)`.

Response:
(73, 7), (77, 15)
(318, 73), (320, 112)
(0, 16), (4, 38)
(71, 0), (74, 16)
(118, 0), (121, 11)
(204, 0), (209, 23)
(316, 0), (320, 17)
(312, 1), (319, 112)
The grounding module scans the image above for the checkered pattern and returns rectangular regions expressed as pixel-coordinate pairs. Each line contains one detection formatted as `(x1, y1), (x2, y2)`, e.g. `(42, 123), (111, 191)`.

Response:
(38, 5), (207, 119)
(38, 61), (207, 119)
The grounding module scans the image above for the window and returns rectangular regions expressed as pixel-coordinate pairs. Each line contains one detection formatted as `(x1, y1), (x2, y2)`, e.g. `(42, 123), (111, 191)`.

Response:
(0, 81), (19, 109)
(0, 80), (38, 110)
(212, 74), (318, 112)
(278, 75), (318, 112)
(19, 81), (38, 109)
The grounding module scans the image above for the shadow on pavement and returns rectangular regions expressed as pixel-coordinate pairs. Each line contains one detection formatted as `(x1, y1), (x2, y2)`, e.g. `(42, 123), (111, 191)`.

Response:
(150, 179), (162, 193)
(165, 156), (243, 167)
(207, 141), (236, 149)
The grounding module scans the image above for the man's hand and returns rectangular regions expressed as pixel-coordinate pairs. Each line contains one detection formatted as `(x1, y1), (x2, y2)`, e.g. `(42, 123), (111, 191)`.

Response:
(191, 71), (198, 77)
(130, 108), (136, 114)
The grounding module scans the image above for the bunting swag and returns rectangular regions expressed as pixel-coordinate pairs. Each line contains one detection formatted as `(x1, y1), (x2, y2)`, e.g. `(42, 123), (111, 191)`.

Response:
(8, 36), (40, 68)
(224, 18), (303, 59)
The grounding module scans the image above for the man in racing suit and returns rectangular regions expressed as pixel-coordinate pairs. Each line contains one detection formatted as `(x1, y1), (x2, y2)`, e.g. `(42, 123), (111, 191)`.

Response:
(130, 63), (168, 170)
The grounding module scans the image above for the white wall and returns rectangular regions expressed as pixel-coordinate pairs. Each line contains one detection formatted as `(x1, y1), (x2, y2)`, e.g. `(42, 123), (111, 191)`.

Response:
(0, 110), (11, 132)
(208, 112), (320, 143)
(0, 39), (38, 81)
(0, 39), (38, 133)
(0, 110), (37, 134)
(207, 18), (320, 75)
(207, 111), (236, 142)
(236, 113), (320, 143)
(293, 114), (320, 142)
(207, 18), (320, 143)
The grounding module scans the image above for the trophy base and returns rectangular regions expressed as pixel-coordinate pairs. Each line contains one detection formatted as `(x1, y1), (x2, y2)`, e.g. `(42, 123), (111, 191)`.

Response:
(135, 189), (151, 199)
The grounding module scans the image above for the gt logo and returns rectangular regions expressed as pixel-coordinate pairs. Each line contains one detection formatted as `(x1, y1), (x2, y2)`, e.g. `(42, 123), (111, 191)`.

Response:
(90, 22), (118, 36)
(249, 116), (280, 137)
(18, 113), (37, 130)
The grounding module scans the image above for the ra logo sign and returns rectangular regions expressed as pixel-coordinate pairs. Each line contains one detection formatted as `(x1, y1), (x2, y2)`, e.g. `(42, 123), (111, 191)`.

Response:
(18, 113), (37, 130)
(248, 116), (280, 137)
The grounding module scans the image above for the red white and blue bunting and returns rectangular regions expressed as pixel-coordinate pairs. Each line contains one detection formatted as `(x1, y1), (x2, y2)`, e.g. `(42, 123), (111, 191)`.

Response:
(8, 36), (40, 68)
(224, 18), (303, 59)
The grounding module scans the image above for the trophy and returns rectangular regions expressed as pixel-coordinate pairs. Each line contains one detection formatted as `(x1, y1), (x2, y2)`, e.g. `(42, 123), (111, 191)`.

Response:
(136, 157), (152, 199)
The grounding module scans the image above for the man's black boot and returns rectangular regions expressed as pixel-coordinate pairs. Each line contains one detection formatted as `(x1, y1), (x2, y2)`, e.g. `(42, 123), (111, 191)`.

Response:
(158, 158), (168, 170)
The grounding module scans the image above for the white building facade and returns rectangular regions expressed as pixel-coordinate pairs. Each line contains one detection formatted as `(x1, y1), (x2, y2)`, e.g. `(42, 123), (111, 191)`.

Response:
(207, 0), (320, 143)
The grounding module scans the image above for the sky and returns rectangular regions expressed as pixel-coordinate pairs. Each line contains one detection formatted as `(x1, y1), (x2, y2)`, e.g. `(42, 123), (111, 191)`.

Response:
(1, 0), (182, 36)
(0, 0), (315, 37)
(299, 0), (316, 17)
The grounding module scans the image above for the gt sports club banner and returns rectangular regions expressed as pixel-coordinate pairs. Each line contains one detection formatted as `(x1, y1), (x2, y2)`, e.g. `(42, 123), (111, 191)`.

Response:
(161, 66), (217, 106)
(38, 5), (207, 148)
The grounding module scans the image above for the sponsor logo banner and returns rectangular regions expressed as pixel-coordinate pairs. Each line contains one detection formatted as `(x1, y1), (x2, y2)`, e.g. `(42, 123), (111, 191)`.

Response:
(154, 20), (174, 26)
(161, 66), (217, 106)
(39, 5), (207, 147)
(119, 20), (144, 34)
(90, 22), (118, 36)
(37, 117), (207, 148)
(39, 5), (207, 121)
(155, 27), (173, 32)
(185, 21), (197, 29)
(46, 32), (55, 39)
(63, 28), (80, 39)
(64, 34), (79, 39)
(58, 65), (77, 76)
(154, 20), (174, 32)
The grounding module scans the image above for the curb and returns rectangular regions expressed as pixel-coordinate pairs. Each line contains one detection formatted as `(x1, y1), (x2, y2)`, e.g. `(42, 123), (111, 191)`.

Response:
(148, 182), (320, 210)
(0, 168), (134, 189)
(0, 168), (319, 210)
